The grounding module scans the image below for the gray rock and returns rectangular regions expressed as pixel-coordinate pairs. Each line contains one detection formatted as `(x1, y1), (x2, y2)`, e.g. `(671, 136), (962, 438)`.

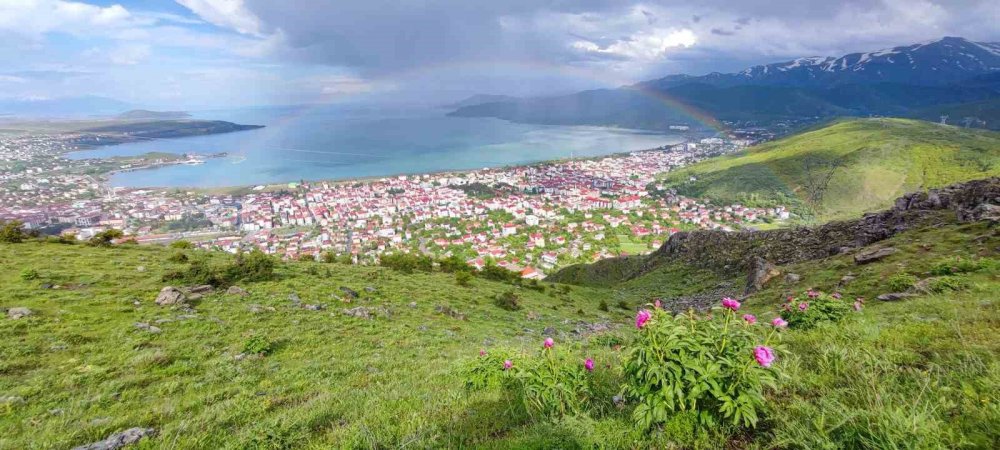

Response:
(134, 323), (162, 334)
(745, 256), (779, 294)
(784, 273), (801, 283)
(854, 247), (897, 265)
(364, 286), (377, 293)
(542, 326), (556, 336)
(189, 285), (213, 294)
(408, 302), (417, 308)
(877, 292), (918, 301)
(343, 306), (372, 319)
(154, 287), (186, 306)
(248, 304), (275, 313)
(288, 293), (301, 304)
(7, 307), (33, 319)
(302, 304), (326, 311)
(71, 427), (156, 450)
(434, 305), (465, 320)
(0, 396), (24, 405)
(226, 286), (249, 297)
(339, 286), (359, 299)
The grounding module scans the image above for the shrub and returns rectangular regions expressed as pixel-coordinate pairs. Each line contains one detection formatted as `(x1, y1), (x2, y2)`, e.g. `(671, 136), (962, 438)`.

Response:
(481, 262), (520, 284)
(169, 240), (193, 249)
(929, 257), (997, 276)
(224, 250), (277, 283)
(243, 335), (273, 355)
(380, 253), (433, 273)
(0, 220), (26, 243)
(298, 253), (315, 262)
(925, 276), (969, 293)
(20, 268), (39, 281)
(598, 299), (609, 312)
(167, 251), (189, 263)
(886, 273), (918, 292)
(57, 234), (77, 244)
(88, 229), (124, 247)
(494, 290), (522, 311)
(623, 305), (781, 429)
(780, 291), (852, 329)
(617, 300), (630, 310)
(439, 255), (470, 273)
(321, 252), (337, 264)
(455, 270), (473, 287)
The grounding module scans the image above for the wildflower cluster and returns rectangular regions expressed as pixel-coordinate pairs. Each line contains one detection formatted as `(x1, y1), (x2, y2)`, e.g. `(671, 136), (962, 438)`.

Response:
(623, 298), (783, 429)
(779, 290), (855, 329)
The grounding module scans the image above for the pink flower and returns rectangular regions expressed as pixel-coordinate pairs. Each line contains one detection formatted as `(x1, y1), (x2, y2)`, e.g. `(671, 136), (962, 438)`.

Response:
(543, 338), (554, 349)
(754, 346), (776, 368)
(584, 358), (595, 372)
(772, 317), (788, 328)
(831, 292), (842, 299)
(721, 297), (741, 311)
(503, 360), (513, 370)
(807, 290), (820, 299)
(479, 349), (487, 357)
(782, 304), (791, 311)
(654, 299), (662, 309)
(742, 314), (757, 325)
(854, 301), (863, 311)
(798, 302), (809, 311)
(635, 309), (652, 329)
(785, 296), (794, 303)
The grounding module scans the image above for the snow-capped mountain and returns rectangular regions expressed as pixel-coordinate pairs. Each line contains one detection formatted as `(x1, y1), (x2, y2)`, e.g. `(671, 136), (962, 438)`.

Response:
(639, 37), (1000, 89)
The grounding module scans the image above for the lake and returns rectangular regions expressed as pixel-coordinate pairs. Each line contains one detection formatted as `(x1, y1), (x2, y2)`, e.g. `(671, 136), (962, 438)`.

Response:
(69, 105), (689, 188)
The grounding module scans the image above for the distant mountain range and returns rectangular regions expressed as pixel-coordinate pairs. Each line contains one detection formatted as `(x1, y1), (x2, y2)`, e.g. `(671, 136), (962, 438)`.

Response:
(0, 95), (134, 117)
(449, 37), (1000, 130)
(117, 110), (191, 120)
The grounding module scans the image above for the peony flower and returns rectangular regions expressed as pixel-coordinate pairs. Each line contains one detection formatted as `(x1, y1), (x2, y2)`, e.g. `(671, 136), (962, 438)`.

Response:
(798, 302), (809, 311)
(654, 299), (662, 309)
(721, 297), (741, 311)
(786, 296), (794, 303)
(832, 292), (842, 299)
(782, 304), (791, 312)
(635, 310), (652, 329)
(742, 314), (757, 324)
(584, 358), (595, 372)
(772, 317), (788, 328)
(503, 360), (513, 370)
(479, 349), (487, 357)
(754, 346), (776, 367)
(807, 290), (820, 299)
(854, 301), (863, 311)
(543, 338), (554, 349)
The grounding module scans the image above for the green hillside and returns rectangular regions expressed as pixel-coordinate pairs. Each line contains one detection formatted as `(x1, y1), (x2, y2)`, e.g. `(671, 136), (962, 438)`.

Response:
(663, 118), (1000, 221)
(3, 204), (999, 447)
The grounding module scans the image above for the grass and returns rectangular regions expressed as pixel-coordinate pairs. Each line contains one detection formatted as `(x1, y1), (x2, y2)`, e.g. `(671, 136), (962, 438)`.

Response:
(662, 118), (1000, 221)
(1, 218), (998, 448)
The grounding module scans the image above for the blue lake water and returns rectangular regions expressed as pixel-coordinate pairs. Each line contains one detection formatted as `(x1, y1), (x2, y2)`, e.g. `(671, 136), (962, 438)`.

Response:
(69, 106), (688, 188)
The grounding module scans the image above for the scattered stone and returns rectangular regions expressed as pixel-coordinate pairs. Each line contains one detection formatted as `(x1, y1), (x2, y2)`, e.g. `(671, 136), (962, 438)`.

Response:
(877, 292), (918, 301)
(234, 353), (247, 361)
(408, 302), (417, 308)
(154, 287), (186, 306)
(186, 294), (203, 302)
(7, 307), (33, 319)
(302, 304), (326, 311)
(339, 286), (359, 299)
(189, 285), (213, 294)
(288, 293), (301, 304)
(248, 304), (275, 313)
(134, 323), (162, 334)
(854, 247), (897, 265)
(40, 283), (53, 289)
(434, 305), (465, 320)
(784, 273), (801, 283)
(343, 306), (372, 319)
(542, 326), (556, 336)
(364, 286), (377, 293)
(71, 427), (156, 450)
(49, 408), (64, 415)
(153, 318), (173, 324)
(0, 396), (25, 405)
(136, 266), (145, 272)
(526, 311), (539, 321)
(226, 286), (249, 297)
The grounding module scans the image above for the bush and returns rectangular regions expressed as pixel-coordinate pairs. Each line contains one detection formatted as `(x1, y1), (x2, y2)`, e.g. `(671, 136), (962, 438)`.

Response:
(886, 273), (918, 292)
(456, 270), (473, 287)
(380, 253), (433, 273)
(929, 257), (997, 276)
(0, 220), (26, 243)
(57, 234), (77, 244)
(780, 291), (852, 329)
(167, 251), (189, 263)
(169, 240), (193, 249)
(617, 300), (630, 310)
(925, 276), (969, 293)
(494, 290), (522, 311)
(224, 250), (277, 283)
(598, 299), (609, 312)
(88, 229), (124, 247)
(243, 335), (273, 355)
(20, 268), (39, 281)
(623, 306), (781, 429)
(298, 253), (315, 262)
(439, 255), (470, 273)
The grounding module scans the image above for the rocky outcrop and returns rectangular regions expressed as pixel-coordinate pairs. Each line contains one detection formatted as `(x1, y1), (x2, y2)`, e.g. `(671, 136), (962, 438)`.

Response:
(154, 287), (186, 306)
(854, 247), (897, 265)
(744, 256), (780, 294)
(6, 307), (33, 319)
(71, 427), (156, 450)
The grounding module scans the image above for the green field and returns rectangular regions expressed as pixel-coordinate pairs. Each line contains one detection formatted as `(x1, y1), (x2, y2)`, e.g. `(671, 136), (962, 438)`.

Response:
(663, 118), (1000, 221)
(2, 213), (998, 448)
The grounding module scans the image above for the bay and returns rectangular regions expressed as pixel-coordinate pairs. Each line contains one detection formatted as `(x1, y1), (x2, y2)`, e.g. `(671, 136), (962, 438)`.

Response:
(69, 105), (688, 188)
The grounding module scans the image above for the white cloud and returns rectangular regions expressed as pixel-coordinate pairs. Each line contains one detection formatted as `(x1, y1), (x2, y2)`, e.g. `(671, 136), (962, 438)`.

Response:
(572, 28), (697, 61)
(175, 0), (263, 36)
(108, 43), (151, 65)
(0, 0), (133, 38)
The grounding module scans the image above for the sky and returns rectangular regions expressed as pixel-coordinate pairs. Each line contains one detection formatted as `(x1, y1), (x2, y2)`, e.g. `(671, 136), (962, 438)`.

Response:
(0, 0), (998, 110)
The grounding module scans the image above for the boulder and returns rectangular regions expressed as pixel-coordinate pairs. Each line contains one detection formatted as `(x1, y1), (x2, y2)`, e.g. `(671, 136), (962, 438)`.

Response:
(134, 323), (162, 334)
(7, 307), (33, 319)
(744, 256), (780, 294)
(339, 286), (359, 299)
(854, 247), (897, 265)
(189, 285), (213, 294)
(542, 326), (556, 336)
(343, 306), (372, 319)
(784, 273), (801, 283)
(71, 427), (156, 450)
(302, 304), (326, 311)
(226, 286), (249, 297)
(154, 287), (186, 306)
(877, 292), (917, 302)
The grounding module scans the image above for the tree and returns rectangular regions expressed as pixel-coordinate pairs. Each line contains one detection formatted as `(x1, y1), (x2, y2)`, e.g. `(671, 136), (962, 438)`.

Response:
(88, 229), (124, 247)
(0, 220), (26, 243)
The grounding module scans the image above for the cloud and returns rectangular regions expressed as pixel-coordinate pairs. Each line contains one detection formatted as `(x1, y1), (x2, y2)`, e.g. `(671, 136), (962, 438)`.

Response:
(572, 28), (697, 62)
(175, 0), (264, 36)
(0, 0), (132, 39)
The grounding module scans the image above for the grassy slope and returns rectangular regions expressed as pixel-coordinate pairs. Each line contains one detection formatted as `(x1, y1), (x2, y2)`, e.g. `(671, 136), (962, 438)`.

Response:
(663, 118), (1000, 221)
(2, 219), (998, 448)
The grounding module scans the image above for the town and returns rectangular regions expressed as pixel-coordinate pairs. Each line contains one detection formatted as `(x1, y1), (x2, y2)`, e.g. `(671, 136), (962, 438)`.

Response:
(0, 132), (790, 278)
